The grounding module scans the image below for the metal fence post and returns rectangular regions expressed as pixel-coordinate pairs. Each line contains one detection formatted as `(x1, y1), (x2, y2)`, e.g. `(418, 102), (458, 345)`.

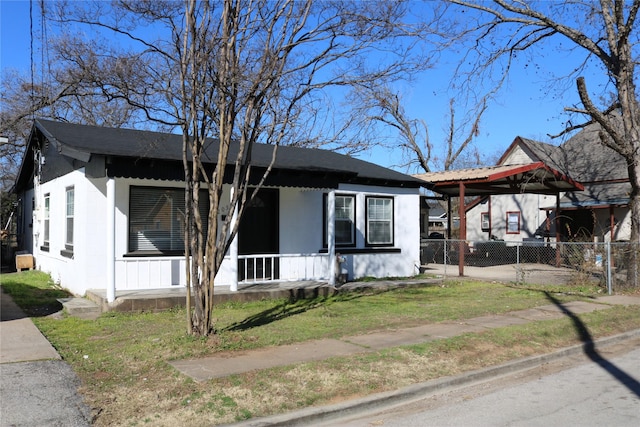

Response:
(443, 239), (448, 277)
(606, 241), (612, 295)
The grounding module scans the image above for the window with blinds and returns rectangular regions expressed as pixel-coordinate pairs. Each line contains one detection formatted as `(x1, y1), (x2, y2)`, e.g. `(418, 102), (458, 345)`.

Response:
(128, 187), (209, 254)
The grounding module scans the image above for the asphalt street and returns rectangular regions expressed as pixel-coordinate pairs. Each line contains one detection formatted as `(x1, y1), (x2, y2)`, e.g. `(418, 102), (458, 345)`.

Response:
(326, 340), (640, 427)
(0, 361), (91, 427)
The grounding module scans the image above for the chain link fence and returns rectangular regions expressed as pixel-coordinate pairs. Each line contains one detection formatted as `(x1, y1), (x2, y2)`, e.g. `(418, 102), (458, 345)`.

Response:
(421, 239), (639, 293)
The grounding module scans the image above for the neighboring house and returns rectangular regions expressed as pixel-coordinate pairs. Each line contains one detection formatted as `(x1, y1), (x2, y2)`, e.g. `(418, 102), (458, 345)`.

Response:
(419, 199), (451, 239)
(465, 120), (630, 243)
(12, 119), (425, 297)
(426, 202), (448, 236)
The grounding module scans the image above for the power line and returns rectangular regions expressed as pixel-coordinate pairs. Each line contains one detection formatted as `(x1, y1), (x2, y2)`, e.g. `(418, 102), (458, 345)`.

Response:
(40, 0), (51, 113)
(29, 0), (35, 119)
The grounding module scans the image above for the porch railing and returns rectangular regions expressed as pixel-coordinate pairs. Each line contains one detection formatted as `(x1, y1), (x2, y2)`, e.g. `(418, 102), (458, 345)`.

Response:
(238, 253), (330, 283)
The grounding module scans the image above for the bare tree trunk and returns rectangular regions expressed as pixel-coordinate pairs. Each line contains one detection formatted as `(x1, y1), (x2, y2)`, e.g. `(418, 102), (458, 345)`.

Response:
(41, 0), (425, 335)
(626, 162), (640, 287)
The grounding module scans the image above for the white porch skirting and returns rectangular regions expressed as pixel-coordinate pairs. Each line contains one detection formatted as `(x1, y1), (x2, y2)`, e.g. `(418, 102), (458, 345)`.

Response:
(114, 253), (331, 291)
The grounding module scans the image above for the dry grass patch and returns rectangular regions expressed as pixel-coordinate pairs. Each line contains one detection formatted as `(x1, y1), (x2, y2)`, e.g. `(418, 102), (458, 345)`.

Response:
(16, 273), (638, 426)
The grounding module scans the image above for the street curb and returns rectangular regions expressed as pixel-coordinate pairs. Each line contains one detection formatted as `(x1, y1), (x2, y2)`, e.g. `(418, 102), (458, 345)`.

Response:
(230, 329), (640, 426)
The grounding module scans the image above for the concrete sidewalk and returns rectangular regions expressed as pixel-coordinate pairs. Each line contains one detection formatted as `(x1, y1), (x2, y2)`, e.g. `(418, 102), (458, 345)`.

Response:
(170, 294), (640, 382)
(0, 287), (91, 426)
(0, 286), (60, 363)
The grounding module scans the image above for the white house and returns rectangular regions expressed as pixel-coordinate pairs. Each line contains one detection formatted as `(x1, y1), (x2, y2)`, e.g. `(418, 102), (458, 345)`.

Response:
(13, 119), (425, 299)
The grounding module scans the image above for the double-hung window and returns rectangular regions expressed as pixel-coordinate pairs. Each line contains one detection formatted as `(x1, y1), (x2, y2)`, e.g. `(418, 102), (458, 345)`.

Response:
(43, 193), (50, 249)
(366, 196), (393, 246)
(128, 186), (208, 254)
(324, 194), (355, 247)
(506, 211), (520, 234)
(65, 187), (74, 249)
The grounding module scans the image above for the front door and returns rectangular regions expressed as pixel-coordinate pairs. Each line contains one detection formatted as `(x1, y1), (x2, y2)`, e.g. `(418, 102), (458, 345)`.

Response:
(238, 188), (279, 280)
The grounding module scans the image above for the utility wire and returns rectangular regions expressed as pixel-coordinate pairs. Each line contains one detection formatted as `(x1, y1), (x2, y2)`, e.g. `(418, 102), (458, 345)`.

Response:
(29, 0), (35, 119)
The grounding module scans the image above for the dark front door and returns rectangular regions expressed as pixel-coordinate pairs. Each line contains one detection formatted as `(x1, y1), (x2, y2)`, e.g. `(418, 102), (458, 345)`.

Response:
(238, 188), (279, 280)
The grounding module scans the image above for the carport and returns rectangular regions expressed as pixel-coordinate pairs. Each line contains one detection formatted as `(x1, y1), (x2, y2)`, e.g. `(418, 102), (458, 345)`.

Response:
(414, 162), (584, 276)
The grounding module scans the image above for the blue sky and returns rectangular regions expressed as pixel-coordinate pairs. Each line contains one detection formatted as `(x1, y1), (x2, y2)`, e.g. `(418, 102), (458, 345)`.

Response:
(1, 0), (607, 173)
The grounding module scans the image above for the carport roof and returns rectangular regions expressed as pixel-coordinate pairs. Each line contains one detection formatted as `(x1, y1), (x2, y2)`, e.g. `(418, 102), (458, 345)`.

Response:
(413, 162), (584, 197)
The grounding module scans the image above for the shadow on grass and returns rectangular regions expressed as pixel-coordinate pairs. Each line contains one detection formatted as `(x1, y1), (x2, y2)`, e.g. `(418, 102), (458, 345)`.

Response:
(221, 289), (370, 332)
(0, 281), (72, 319)
(544, 292), (640, 398)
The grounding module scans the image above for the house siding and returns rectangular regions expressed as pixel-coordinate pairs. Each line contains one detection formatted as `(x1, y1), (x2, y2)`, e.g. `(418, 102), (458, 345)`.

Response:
(502, 144), (536, 165)
(26, 173), (420, 295)
(466, 137), (631, 244)
(467, 193), (555, 243)
(32, 169), (104, 294)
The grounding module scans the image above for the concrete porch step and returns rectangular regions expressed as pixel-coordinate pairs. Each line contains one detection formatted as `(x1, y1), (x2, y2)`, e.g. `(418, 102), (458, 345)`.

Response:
(57, 297), (101, 320)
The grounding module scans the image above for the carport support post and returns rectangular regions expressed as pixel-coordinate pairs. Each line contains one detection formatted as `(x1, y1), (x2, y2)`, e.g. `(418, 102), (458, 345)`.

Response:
(106, 177), (116, 303)
(458, 182), (466, 276)
(328, 190), (336, 286)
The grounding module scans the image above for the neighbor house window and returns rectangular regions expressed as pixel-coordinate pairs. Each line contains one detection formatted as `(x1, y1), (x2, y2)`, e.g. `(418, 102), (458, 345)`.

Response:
(481, 212), (490, 231)
(43, 193), (50, 249)
(366, 196), (393, 245)
(324, 194), (355, 246)
(128, 186), (208, 254)
(65, 187), (74, 248)
(506, 211), (520, 234)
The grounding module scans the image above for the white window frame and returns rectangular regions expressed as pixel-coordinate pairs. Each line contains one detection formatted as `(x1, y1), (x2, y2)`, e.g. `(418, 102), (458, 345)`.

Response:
(43, 193), (50, 248)
(324, 194), (355, 247)
(65, 187), (74, 249)
(481, 212), (490, 231)
(506, 211), (520, 234)
(366, 196), (393, 246)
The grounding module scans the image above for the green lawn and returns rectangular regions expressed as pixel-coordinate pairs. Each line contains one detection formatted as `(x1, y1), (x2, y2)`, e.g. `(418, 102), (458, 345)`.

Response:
(0, 270), (72, 316)
(2, 271), (638, 426)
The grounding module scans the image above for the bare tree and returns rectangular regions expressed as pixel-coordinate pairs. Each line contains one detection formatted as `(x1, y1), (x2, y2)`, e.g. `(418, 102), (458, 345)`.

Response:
(50, 0), (420, 335)
(443, 0), (640, 285)
(345, 82), (488, 173)
(1, 59), (147, 192)
(446, 1), (639, 232)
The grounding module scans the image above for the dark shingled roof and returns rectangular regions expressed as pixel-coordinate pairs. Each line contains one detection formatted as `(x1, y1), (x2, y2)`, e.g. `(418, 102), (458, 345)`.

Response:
(521, 118), (628, 183)
(513, 116), (629, 207)
(559, 182), (631, 208)
(28, 119), (423, 189)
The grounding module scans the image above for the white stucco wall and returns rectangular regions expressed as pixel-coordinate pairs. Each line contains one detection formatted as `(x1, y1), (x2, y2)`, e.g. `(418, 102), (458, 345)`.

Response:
(29, 172), (420, 295)
(467, 193), (556, 243)
(337, 184), (421, 280)
(32, 169), (107, 295)
(502, 142), (537, 165)
(279, 187), (323, 253)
